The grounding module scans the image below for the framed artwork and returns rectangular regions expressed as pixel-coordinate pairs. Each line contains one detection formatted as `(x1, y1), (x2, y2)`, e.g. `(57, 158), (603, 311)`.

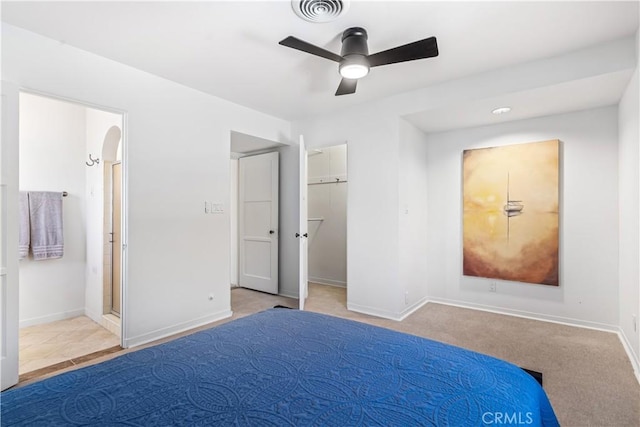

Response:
(462, 139), (560, 286)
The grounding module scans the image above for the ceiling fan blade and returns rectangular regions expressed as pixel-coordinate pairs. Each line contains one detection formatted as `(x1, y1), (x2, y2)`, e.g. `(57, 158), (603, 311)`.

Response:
(279, 36), (343, 63)
(335, 78), (357, 96)
(367, 36), (438, 68)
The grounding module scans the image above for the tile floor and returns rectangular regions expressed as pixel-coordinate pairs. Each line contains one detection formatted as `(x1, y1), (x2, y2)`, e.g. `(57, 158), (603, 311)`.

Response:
(19, 316), (121, 375)
(17, 284), (337, 384)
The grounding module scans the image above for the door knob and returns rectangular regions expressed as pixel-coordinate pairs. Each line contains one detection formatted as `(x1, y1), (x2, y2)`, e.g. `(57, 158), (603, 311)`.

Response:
(303, 233), (308, 238)
(269, 230), (275, 234)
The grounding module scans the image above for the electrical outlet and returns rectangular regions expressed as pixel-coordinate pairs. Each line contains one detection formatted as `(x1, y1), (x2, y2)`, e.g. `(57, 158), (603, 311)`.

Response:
(404, 291), (409, 305)
(633, 315), (637, 332)
(489, 282), (497, 292)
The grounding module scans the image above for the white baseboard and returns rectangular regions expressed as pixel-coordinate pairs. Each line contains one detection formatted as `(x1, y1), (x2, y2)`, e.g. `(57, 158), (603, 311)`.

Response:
(427, 297), (619, 333)
(617, 328), (640, 385)
(347, 302), (405, 321)
(83, 307), (102, 324)
(19, 308), (85, 328)
(123, 309), (232, 348)
(347, 296), (429, 322)
(398, 296), (430, 321)
(308, 277), (346, 288)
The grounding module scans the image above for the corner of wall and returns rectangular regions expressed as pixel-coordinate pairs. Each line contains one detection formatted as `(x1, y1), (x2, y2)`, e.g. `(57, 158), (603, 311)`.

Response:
(123, 309), (233, 349)
(618, 327), (640, 384)
(617, 37), (640, 379)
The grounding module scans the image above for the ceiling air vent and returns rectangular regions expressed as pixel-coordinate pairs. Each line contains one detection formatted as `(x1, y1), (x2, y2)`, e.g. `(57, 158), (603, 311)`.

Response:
(292, 0), (349, 23)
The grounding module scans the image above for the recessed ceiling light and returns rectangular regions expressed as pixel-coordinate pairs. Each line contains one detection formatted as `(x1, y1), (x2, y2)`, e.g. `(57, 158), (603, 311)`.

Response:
(492, 107), (512, 115)
(291, 0), (350, 23)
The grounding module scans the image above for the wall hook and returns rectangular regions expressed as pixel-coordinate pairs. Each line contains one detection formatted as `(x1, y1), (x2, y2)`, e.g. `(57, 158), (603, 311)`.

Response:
(86, 154), (100, 167)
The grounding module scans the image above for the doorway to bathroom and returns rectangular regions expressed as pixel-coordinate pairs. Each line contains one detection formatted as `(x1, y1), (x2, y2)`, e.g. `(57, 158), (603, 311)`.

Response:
(17, 91), (125, 378)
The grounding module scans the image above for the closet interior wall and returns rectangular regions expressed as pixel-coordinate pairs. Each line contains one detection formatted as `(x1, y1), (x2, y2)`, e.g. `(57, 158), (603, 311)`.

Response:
(307, 144), (347, 288)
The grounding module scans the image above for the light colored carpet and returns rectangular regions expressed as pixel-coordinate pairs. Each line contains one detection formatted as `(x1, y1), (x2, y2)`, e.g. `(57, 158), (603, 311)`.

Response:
(298, 284), (640, 427)
(17, 283), (640, 426)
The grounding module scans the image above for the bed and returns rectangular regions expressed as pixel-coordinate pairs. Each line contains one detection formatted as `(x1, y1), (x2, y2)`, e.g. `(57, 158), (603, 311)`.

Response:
(1, 309), (559, 426)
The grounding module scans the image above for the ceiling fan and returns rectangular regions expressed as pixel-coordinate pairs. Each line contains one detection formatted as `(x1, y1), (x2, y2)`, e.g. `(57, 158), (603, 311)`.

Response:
(279, 27), (439, 96)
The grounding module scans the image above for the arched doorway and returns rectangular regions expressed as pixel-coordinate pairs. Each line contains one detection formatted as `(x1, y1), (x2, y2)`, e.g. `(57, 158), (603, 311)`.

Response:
(101, 125), (123, 324)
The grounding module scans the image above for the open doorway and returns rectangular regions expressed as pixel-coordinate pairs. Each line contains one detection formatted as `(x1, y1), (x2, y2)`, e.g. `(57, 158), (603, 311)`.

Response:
(229, 131), (286, 305)
(17, 92), (124, 378)
(305, 143), (348, 310)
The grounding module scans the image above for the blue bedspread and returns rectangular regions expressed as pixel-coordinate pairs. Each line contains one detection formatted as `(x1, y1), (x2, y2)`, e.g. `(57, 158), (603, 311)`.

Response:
(2, 309), (559, 426)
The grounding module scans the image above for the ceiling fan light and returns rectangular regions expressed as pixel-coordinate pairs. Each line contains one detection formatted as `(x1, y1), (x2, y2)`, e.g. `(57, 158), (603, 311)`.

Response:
(339, 56), (369, 79)
(339, 63), (369, 79)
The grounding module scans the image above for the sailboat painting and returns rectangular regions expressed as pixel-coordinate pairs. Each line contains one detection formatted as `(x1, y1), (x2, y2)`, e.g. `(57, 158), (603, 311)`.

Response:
(462, 139), (560, 286)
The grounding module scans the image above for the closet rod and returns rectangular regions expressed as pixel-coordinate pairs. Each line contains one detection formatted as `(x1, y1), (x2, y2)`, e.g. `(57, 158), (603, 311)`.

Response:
(308, 179), (348, 186)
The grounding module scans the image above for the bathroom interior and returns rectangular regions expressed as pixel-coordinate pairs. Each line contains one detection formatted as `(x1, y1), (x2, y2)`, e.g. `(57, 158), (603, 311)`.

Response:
(18, 92), (124, 376)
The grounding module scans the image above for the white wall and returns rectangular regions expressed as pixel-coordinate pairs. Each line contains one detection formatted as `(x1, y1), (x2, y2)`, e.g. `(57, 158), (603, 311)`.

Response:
(425, 107), (620, 329)
(398, 119), (430, 316)
(307, 144), (347, 287)
(3, 24), (291, 346)
(85, 108), (122, 323)
(4, 22), (637, 363)
(293, 36), (635, 320)
(618, 32), (639, 372)
(294, 111), (401, 318)
(18, 93), (87, 327)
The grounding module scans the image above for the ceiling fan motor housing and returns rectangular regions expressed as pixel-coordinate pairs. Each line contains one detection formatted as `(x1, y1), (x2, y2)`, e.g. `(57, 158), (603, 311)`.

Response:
(341, 27), (369, 57)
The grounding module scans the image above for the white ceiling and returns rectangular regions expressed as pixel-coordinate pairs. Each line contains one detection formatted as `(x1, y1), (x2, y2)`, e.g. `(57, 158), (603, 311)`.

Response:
(1, 1), (638, 125)
(405, 70), (634, 133)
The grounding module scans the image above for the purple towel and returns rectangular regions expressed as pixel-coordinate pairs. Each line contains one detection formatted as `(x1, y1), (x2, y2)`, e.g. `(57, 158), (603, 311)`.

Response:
(18, 192), (30, 259)
(28, 191), (64, 260)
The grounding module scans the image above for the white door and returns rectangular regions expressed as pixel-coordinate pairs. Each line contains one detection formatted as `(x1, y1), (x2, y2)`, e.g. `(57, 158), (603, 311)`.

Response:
(298, 136), (309, 310)
(1, 85), (19, 390)
(239, 152), (279, 294)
